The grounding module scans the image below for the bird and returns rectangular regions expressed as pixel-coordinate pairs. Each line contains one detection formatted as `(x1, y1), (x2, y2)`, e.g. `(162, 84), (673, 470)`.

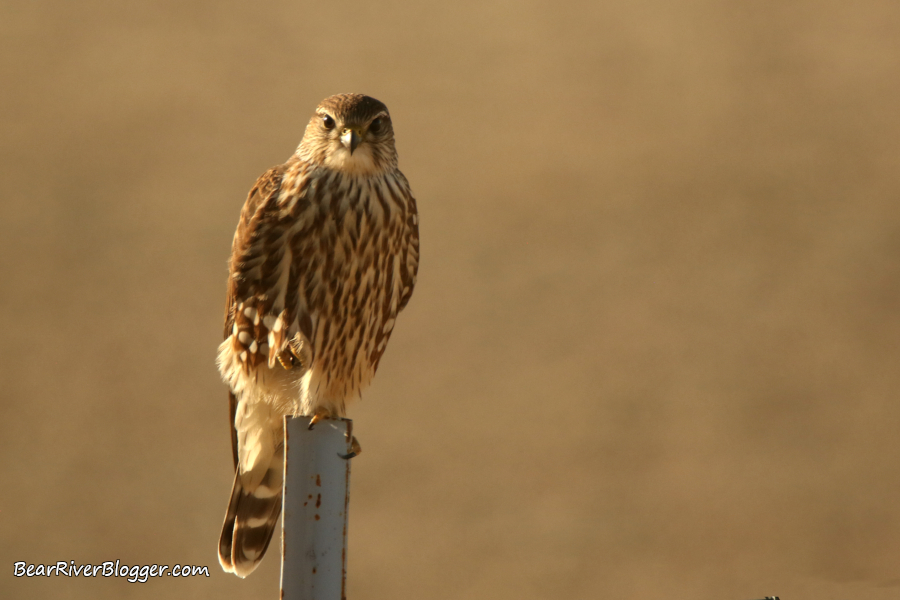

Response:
(216, 93), (419, 578)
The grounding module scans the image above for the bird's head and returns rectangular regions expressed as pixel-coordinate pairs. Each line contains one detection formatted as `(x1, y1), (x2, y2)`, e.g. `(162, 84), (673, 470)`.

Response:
(296, 93), (397, 176)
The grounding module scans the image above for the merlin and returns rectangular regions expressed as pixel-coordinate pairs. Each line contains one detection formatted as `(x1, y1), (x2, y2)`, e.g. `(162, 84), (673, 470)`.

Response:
(216, 94), (419, 578)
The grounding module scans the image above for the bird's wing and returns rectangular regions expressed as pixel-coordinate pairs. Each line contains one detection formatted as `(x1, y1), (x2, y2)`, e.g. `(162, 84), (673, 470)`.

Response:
(398, 179), (420, 313)
(223, 164), (295, 469)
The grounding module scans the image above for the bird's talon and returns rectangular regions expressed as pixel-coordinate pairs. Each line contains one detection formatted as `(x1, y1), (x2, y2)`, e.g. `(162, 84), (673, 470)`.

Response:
(341, 434), (362, 459)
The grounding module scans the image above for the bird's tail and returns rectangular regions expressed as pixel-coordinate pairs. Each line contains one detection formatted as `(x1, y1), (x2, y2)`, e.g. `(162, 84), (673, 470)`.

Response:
(218, 443), (284, 578)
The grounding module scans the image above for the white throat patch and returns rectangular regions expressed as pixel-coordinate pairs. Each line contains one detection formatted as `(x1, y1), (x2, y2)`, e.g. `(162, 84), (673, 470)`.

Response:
(323, 145), (379, 176)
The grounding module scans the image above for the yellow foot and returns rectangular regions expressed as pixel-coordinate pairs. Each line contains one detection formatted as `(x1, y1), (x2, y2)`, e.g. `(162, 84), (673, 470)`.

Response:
(307, 410), (330, 430)
(277, 347), (299, 370)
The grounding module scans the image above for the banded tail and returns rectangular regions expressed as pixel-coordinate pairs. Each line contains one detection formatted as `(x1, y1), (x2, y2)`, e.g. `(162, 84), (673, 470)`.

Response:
(218, 444), (284, 578)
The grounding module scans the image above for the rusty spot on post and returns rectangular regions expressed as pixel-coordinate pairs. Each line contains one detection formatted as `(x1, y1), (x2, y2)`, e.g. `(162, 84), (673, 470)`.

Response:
(316, 474), (321, 487)
(341, 547), (347, 600)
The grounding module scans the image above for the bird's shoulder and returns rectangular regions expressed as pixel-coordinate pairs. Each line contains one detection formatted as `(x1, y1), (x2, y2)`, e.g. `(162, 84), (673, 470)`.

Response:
(238, 164), (289, 223)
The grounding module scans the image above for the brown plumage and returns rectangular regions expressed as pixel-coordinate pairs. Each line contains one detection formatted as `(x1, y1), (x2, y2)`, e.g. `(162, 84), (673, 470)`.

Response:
(216, 94), (419, 577)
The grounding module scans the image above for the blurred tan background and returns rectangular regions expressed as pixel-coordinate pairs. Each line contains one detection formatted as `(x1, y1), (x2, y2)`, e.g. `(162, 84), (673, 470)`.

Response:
(2, 1), (899, 599)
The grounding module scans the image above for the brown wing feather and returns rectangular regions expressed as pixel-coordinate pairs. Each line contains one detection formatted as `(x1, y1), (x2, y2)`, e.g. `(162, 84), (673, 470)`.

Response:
(398, 192), (419, 313)
(223, 165), (287, 470)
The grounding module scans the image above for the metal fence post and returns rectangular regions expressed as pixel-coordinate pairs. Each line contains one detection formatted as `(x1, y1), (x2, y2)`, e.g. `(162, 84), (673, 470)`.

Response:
(281, 415), (352, 600)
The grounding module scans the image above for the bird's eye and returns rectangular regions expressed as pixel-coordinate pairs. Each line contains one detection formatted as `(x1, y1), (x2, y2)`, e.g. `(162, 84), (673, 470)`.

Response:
(322, 114), (335, 130)
(369, 117), (383, 134)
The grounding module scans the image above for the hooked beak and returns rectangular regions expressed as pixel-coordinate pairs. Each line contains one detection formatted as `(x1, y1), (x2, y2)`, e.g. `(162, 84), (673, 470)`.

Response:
(340, 129), (362, 154)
